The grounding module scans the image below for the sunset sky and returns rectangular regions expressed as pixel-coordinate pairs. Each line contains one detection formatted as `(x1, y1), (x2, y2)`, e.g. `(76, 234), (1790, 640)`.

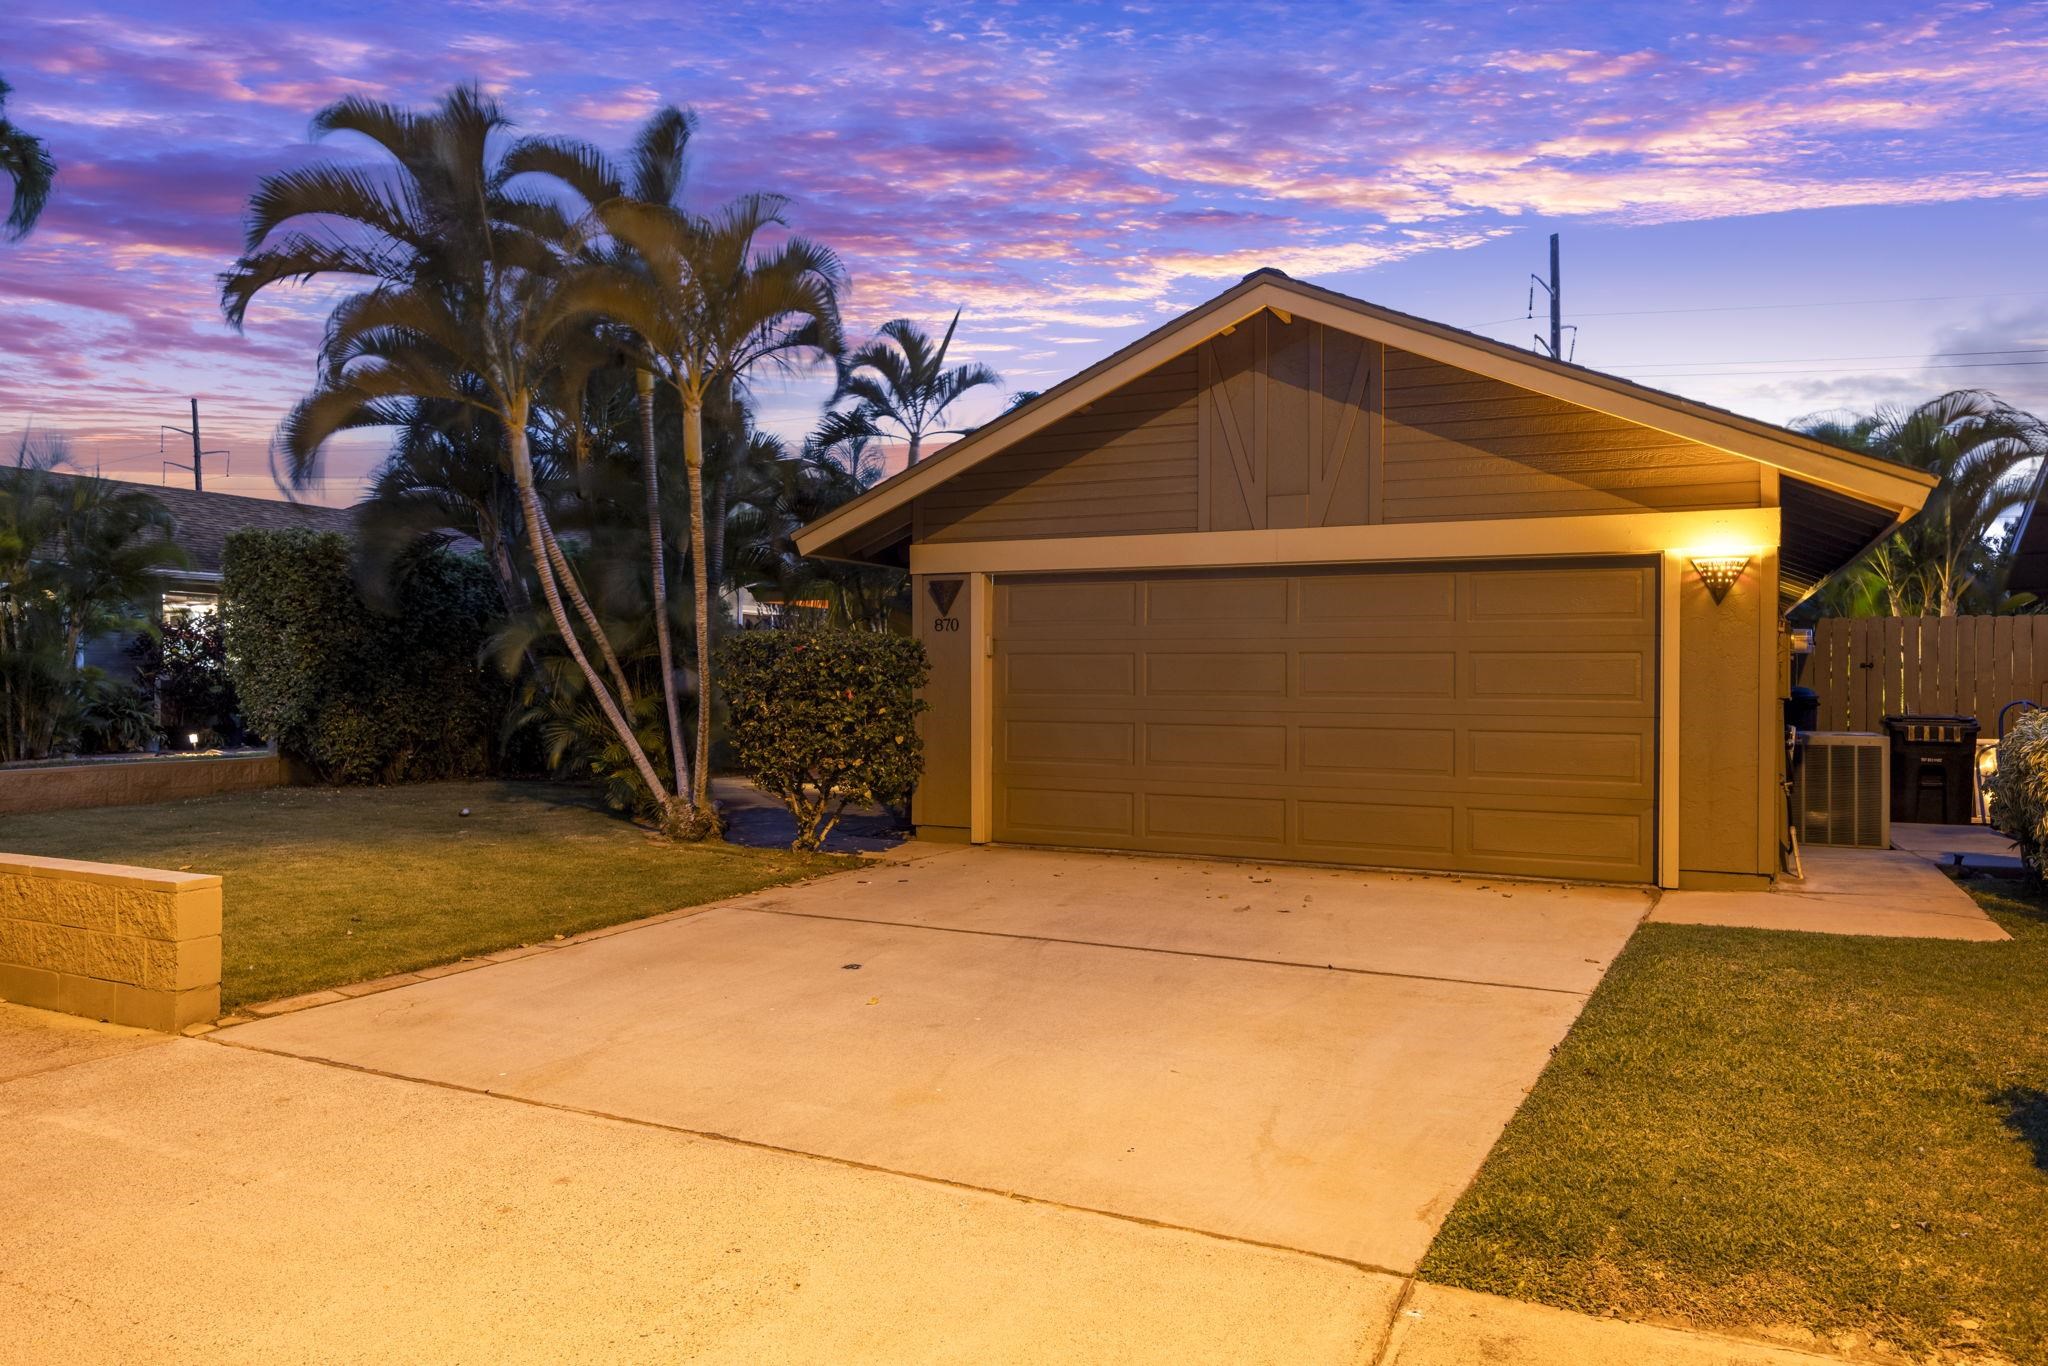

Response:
(3, 0), (2046, 504)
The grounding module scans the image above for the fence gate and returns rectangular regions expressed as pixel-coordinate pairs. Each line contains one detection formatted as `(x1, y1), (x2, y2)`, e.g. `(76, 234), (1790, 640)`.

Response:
(1808, 616), (2048, 734)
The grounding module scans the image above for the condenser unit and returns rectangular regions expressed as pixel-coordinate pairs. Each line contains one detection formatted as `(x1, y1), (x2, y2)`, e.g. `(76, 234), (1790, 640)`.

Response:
(1792, 732), (1890, 849)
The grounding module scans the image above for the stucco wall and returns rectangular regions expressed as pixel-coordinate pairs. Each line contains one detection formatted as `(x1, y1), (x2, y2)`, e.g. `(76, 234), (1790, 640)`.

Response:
(911, 573), (975, 840)
(0, 853), (222, 1031)
(1676, 550), (1780, 888)
(0, 751), (304, 819)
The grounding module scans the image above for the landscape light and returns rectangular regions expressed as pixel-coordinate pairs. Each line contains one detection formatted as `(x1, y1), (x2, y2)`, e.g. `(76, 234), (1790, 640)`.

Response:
(187, 732), (200, 749)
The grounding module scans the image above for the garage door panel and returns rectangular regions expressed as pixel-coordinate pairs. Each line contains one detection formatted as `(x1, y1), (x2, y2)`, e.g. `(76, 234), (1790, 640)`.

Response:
(1468, 725), (1650, 787)
(1145, 651), (1289, 697)
(1297, 800), (1457, 858)
(1004, 580), (1136, 626)
(1144, 792), (1289, 844)
(1467, 651), (1648, 706)
(1298, 572), (1458, 623)
(1298, 724), (1457, 777)
(1299, 651), (1458, 699)
(1466, 567), (1652, 624)
(1004, 718), (1136, 766)
(1144, 721), (1289, 770)
(1144, 576), (1290, 623)
(1466, 805), (1650, 875)
(1001, 786), (1137, 840)
(994, 562), (1656, 881)
(1006, 651), (1138, 697)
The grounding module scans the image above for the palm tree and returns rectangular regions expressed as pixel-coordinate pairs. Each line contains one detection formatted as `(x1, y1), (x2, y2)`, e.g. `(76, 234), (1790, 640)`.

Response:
(573, 186), (844, 826)
(220, 86), (687, 832)
(831, 312), (1000, 467)
(509, 105), (700, 819)
(0, 76), (56, 240)
(1801, 390), (2048, 616)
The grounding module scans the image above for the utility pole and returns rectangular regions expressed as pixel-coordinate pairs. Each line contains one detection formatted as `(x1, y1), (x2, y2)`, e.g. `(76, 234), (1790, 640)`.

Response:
(1526, 232), (1574, 361)
(1547, 232), (1561, 360)
(160, 398), (228, 490)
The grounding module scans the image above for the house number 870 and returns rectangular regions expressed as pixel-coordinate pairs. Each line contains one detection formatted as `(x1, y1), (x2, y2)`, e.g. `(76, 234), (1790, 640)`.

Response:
(931, 617), (961, 632)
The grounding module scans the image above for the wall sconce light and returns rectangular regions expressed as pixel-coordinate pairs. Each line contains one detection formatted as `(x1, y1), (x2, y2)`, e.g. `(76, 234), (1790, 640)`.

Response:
(1690, 554), (1750, 605)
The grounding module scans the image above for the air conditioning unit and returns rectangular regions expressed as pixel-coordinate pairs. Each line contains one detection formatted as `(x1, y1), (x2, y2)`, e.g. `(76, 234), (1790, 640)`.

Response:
(1792, 732), (1890, 849)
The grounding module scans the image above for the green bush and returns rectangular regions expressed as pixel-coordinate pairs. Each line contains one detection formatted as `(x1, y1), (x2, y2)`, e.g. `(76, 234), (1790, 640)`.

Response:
(716, 628), (928, 851)
(222, 529), (504, 783)
(1990, 708), (2048, 872)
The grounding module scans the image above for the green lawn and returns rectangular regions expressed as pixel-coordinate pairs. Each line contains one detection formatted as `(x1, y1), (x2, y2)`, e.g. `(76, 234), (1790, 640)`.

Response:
(3, 781), (851, 1009)
(1421, 884), (2048, 1363)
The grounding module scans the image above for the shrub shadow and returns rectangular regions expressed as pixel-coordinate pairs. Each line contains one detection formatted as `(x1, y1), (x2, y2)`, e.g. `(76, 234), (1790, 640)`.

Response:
(1992, 1086), (2048, 1171)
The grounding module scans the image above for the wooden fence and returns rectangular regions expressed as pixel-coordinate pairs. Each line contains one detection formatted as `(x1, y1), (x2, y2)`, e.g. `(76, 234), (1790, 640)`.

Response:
(1808, 616), (2048, 735)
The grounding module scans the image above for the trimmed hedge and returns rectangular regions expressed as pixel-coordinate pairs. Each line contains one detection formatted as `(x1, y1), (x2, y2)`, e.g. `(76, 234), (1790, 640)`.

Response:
(222, 529), (503, 783)
(716, 628), (928, 851)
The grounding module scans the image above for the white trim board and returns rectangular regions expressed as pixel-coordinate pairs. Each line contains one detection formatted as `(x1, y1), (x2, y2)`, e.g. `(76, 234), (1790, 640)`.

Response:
(910, 508), (1780, 576)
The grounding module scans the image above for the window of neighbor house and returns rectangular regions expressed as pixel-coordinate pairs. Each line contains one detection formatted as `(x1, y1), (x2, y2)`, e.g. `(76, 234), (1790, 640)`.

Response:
(161, 591), (220, 625)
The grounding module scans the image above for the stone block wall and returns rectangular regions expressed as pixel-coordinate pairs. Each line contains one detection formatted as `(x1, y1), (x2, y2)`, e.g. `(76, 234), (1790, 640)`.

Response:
(0, 853), (221, 1031)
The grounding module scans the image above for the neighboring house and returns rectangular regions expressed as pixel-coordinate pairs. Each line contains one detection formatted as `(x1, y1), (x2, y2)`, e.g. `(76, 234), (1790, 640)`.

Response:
(32, 471), (359, 671)
(797, 270), (1936, 890)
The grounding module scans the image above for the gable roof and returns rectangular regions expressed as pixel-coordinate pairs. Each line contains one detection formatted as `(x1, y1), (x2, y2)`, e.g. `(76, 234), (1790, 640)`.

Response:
(9, 468), (359, 579)
(796, 270), (1936, 572)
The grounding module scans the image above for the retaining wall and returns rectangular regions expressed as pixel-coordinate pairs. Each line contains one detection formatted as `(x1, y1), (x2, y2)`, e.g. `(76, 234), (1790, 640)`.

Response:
(0, 752), (302, 818)
(0, 853), (221, 1031)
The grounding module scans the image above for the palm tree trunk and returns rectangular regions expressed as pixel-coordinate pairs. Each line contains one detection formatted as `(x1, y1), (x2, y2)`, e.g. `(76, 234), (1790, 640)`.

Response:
(639, 369), (691, 804)
(706, 471), (729, 608)
(683, 394), (721, 835)
(497, 426), (637, 708)
(536, 503), (639, 709)
(507, 421), (677, 829)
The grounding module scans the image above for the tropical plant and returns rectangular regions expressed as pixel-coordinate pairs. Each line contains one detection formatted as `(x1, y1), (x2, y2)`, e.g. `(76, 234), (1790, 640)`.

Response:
(130, 612), (242, 744)
(728, 417), (903, 629)
(570, 174), (846, 827)
(219, 86), (690, 830)
(0, 75), (56, 240)
(827, 312), (1001, 467)
(716, 628), (928, 850)
(0, 453), (182, 760)
(1800, 390), (2048, 617)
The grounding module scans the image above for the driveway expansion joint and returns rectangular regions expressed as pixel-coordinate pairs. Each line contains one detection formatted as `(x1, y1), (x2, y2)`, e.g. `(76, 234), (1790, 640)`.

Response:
(740, 904), (1597, 998)
(202, 1030), (1412, 1281)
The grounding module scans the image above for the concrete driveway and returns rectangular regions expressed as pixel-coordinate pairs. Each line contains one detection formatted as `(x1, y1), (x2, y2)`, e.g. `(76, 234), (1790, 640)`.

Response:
(224, 844), (1649, 1272)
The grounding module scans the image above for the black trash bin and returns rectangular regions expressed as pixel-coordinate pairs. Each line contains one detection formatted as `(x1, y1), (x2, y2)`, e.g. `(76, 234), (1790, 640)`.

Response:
(1786, 685), (1820, 733)
(1882, 714), (1981, 825)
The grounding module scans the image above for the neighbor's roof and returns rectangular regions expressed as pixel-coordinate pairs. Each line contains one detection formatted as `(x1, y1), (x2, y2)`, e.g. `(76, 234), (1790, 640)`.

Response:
(2006, 462), (2048, 594)
(796, 270), (1937, 595)
(9, 468), (359, 579)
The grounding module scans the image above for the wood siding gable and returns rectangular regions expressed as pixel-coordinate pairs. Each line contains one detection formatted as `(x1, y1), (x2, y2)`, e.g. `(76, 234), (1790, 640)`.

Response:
(913, 309), (1762, 545)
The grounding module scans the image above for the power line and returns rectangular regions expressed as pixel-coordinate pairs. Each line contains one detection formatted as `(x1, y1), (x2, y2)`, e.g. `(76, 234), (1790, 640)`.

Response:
(1613, 359), (2048, 380)
(1609, 346), (2048, 370)
(1465, 287), (2048, 329)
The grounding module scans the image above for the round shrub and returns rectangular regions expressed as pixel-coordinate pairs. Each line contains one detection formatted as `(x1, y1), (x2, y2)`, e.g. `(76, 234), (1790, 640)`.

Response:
(716, 628), (929, 851)
(1989, 707), (2048, 873)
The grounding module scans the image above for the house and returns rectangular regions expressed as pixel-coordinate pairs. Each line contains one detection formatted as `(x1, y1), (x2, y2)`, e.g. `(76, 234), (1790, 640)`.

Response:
(796, 270), (1935, 889)
(24, 469), (359, 667)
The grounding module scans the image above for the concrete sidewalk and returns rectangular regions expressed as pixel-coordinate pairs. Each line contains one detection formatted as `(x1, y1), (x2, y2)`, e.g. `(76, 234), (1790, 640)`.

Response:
(1650, 846), (2009, 941)
(0, 1002), (1855, 1364)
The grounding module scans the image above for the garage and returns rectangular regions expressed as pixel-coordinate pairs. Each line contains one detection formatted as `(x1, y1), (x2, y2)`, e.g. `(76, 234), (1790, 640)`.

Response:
(794, 270), (1935, 889)
(993, 562), (1657, 881)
